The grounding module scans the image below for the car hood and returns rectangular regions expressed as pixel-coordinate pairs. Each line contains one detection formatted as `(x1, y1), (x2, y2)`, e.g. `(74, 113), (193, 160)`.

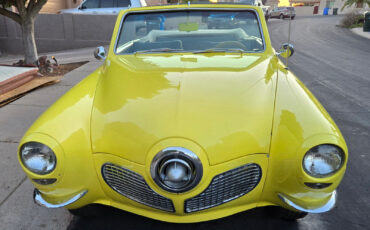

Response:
(91, 54), (277, 165)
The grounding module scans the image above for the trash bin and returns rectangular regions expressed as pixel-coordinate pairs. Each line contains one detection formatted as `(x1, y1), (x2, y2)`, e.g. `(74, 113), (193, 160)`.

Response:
(313, 6), (319, 14)
(333, 8), (338, 15)
(323, 8), (329, 15)
(364, 12), (370, 32)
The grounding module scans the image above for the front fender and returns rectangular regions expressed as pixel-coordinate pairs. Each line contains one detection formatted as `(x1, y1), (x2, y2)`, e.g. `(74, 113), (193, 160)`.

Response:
(18, 67), (105, 208)
(261, 63), (348, 210)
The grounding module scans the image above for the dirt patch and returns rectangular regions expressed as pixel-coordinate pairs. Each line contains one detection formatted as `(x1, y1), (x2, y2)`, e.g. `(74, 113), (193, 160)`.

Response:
(40, 61), (89, 77)
(0, 61), (89, 107)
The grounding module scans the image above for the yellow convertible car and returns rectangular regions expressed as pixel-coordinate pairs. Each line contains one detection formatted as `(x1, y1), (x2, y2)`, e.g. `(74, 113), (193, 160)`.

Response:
(18, 4), (347, 223)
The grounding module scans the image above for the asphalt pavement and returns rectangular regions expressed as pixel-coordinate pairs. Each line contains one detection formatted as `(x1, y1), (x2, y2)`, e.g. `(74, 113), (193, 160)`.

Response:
(0, 15), (369, 230)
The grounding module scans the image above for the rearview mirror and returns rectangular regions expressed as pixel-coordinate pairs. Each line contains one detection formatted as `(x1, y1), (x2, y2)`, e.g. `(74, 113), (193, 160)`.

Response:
(94, 46), (106, 60)
(279, 43), (294, 58)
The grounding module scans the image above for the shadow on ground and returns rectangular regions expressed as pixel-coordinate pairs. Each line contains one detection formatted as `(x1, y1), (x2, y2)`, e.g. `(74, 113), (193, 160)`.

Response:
(67, 206), (301, 230)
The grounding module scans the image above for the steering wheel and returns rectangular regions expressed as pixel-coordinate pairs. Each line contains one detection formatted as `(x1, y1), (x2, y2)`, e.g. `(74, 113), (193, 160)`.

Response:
(215, 41), (247, 50)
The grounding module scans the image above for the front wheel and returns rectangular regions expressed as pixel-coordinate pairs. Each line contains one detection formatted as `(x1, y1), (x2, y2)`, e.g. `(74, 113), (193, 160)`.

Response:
(279, 14), (284, 19)
(68, 204), (112, 217)
(268, 206), (308, 221)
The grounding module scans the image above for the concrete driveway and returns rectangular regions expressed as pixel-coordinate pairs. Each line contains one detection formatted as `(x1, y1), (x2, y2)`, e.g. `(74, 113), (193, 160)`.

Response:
(1, 16), (369, 230)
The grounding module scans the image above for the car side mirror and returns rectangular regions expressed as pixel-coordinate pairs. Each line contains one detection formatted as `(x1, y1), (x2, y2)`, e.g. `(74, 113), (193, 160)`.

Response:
(94, 46), (106, 60)
(79, 5), (87, 10)
(258, 3), (261, 6)
(278, 43), (294, 58)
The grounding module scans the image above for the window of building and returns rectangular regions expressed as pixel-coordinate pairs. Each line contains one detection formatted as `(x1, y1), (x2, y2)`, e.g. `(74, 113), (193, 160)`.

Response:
(82, 0), (99, 8)
(325, 0), (335, 8)
(117, 0), (131, 7)
(101, 0), (115, 8)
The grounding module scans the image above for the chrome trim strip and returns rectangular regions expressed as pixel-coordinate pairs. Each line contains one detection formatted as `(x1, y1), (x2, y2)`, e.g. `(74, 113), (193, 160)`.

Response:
(113, 7), (266, 55)
(278, 190), (337, 213)
(33, 189), (87, 209)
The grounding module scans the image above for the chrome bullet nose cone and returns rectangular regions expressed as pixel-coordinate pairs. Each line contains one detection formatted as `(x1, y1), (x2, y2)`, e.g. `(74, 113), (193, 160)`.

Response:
(166, 162), (188, 182)
(151, 147), (203, 193)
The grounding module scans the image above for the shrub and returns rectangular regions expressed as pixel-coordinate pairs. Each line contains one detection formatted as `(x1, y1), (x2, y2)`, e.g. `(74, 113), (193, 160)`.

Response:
(340, 11), (365, 28)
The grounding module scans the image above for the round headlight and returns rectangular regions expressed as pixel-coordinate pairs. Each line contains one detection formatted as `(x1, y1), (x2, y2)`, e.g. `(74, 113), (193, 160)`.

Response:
(303, 144), (344, 178)
(151, 147), (203, 193)
(20, 142), (56, 175)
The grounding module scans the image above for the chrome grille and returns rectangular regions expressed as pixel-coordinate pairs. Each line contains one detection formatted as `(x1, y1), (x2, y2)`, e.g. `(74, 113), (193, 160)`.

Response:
(102, 163), (175, 212)
(185, 163), (261, 213)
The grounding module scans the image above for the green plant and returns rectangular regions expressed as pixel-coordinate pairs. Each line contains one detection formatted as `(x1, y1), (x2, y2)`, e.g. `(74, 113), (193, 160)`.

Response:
(341, 0), (370, 10)
(349, 23), (364, 28)
(340, 11), (365, 28)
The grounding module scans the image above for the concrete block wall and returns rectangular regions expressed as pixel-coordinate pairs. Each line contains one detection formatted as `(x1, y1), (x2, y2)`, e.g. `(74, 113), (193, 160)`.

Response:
(0, 14), (117, 54)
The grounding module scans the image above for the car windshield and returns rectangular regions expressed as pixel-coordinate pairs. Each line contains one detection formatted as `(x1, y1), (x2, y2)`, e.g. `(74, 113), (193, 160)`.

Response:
(115, 10), (264, 54)
(239, 0), (255, 4)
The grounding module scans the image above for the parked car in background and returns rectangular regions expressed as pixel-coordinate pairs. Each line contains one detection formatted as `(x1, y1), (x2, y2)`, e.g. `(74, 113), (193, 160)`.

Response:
(21, 4), (347, 223)
(268, 7), (296, 19)
(59, 0), (146, 14)
(240, 0), (270, 20)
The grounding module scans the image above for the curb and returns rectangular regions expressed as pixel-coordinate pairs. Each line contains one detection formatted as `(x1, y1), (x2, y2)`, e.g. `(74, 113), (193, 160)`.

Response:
(351, 27), (370, 39)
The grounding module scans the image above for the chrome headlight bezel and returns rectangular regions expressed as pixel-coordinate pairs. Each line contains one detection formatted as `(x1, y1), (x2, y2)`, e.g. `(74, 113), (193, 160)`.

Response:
(302, 144), (345, 178)
(20, 142), (57, 175)
(150, 147), (203, 193)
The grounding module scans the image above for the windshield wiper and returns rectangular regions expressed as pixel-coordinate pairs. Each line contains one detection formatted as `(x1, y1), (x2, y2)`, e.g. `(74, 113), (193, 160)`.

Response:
(193, 48), (245, 54)
(134, 48), (184, 54)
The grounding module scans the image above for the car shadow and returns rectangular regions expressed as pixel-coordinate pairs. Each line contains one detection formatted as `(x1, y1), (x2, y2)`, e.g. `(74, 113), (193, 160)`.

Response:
(67, 206), (301, 230)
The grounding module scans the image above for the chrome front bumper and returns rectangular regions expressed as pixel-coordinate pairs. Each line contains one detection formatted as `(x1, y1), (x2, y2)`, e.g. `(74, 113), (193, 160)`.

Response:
(278, 190), (337, 213)
(34, 189), (87, 208)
